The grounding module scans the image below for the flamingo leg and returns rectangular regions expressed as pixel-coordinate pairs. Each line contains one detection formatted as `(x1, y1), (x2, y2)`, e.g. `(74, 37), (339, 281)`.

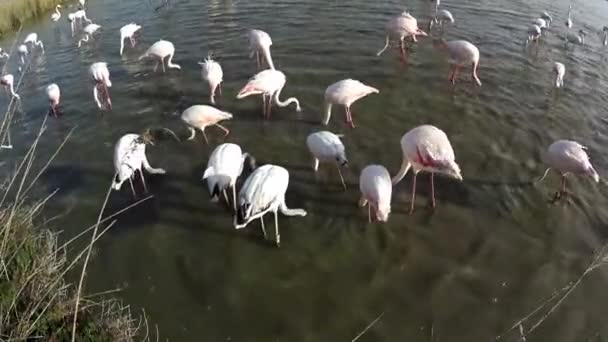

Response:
(232, 185), (237, 213)
(129, 178), (136, 198)
(274, 211), (280, 247)
(266, 96), (273, 119)
(347, 107), (356, 128)
(201, 128), (209, 144)
(430, 172), (436, 208)
(139, 169), (148, 193)
(262, 95), (267, 119)
(222, 189), (229, 205)
(217, 82), (223, 96)
(260, 216), (267, 239)
(153, 61), (159, 72)
(130, 37), (135, 47)
(399, 39), (408, 64)
(335, 162), (347, 191)
(409, 172), (418, 215)
(215, 123), (230, 137)
(162, 59), (166, 73)
(452, 66), (461, 84)
(368, 204), (371, 223)
(103, 83), (112, 111)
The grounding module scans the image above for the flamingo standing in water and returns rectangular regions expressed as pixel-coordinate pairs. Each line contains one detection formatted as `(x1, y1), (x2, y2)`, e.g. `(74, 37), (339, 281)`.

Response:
(0, 75), (20, 99)
(323, 79), (378, 128)
(112, 133), (166, 198)
(533, 18), (547, 30)
(537, 140), (599, 201)
(564, 29), (586, 46)
(17, 45), (27, 65)
(139, 40), (181, 72)
(203, 143), (255, 212)
(566, 5), (573, 28)
(526, 24), (542, 45)
(0, 48), (8, 59)
(554, 62), (565, 88)
(376, 11), (428, 62)
(236, 69), (301, 119)
(306, 131), (348, 190)
(90, 62), (112, 111)
(359, 165), (392, 223)
(119, 23), (142, 55)
(46, 83), (61, 116)
(51, 5), (62, 21)
(235, 164), (307, 247)
(199, 56), (223, 105)
(541, 12), (553, 27)
(248, 29), (275, 70)
(435, 40), (482, 86)
(602, 26), (608, 46)
(430, 9), (454, 31)
(78, 23), (101, 47)
(392, 125), (462, 214)
(24, 33), (44, 53)
(181, 105), (232, 143)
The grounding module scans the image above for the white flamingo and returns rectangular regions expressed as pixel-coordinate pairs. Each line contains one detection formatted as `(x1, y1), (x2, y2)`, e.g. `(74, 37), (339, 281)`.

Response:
(51, 5), (62, 22)
(392, 125), (462, 214)
(78, 23), (101, 47)
(359, 165), (392, 223)
(17, 44), (27, 64)
(24, 33), (44, 53)
(435, 40), (482, 86)
(112, 133), (166, 197)
(430, 9), (454, 30)
(566, 5), (572, 28)
(554, 62), (565, 88)
(181, 105), (232, 143)
(139, 40), (181, 72)
(79, 0), (86, 8)
(234, 164), (307, 246)
(537, 140), (599, 200)
(541, 12), (553, 27)
(199, 56), (223, 105)
(0, 75), (20, 99)
(90, 62), (112, 111)
(306, 131), (348, 190)
(119, 23), (142, 55)
(67, 10), (92, 36)
(202, 143), (255, 212)
(526, 24), (542, 45)
(533, 18), (547, 30)
(248, 29), (275, 70)
(564, 29), (586, 46)
(376, 11), (428, 62)
(46, 83), (60, 116)
(236, 69), (301, 119)
(323, 79), (378, 128)
(0, 48), (8, 59)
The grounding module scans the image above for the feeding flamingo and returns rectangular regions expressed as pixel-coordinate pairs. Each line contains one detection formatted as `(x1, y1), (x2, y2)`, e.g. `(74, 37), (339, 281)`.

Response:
(181, 105), (232, 144)
(323, 79), (378, 128)
(90, 62), (112, 111)
(376, 11), (428, 62)
(526, 24), (542, 45)
(541, 12), (553, 27)
(78, 23), (101, 47)
(248, 29), (275, 70)
(537, 140), (599, 201)
(0, 75), (20, 99)
(533, 18), (547, 30)
(434, 39), (482, 86)
(392, 125), (462, 214)
(306, 131), (348, 190)
(235, 164), (307, 247)
(24, 33), (44, 53)
(46, 83), (61, 116)
(566, 5), (572, 28)
(554, 62), (565, 88)
(139, 40), (181, 72)
(236, 69), (301, 119)
(17, 45), (27, 65)
(51, 5), (62, 22)
(603, 26), (608, 46)
(112, 133), (166, 198)
(119, 23), (142, 55)
(564, 29), (586, 46)
(199, 56), (223, 105)
(430, 9), (454, 31)
(203, 143), (255, 212)
(359, 165), (392, 223)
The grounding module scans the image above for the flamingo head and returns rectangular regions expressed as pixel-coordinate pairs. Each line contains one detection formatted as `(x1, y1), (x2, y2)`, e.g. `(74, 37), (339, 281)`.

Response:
(235, 202), (253, 227)
(435, 159), (462, 180)
(335, 152), (348, 168)
(376, 202), (391, 222)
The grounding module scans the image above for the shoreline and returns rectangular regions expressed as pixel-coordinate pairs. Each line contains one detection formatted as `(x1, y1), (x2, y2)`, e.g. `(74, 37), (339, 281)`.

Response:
(0, 0), (62, 37)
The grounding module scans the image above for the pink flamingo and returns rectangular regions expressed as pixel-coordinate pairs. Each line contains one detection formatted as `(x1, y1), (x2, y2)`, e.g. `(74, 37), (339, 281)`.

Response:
(359, 165), (392, 223)
(376, 11), (427, 62)
(323, 79), (378, 128)
(181, 105), (232, 144)
(248, 29), (275, 70)
(392, 125), (462, 214)
(199, 56), (223, 105)
(435, 39), (482, 86)
(236, 69), (301, 119)
(90, 62), (112, 111)
(46, 83), (61, 116)
(0, 74), (20, 99)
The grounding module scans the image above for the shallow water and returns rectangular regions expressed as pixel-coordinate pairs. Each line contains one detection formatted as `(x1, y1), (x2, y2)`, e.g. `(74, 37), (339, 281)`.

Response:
(2, 0), (608, 340)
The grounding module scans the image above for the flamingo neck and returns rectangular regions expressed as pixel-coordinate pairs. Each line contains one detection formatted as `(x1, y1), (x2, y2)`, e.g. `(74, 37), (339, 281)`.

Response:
(261, 46), (275, 70)
(166, 52), (181, 69)
(273, 86), (300, 111)
(322, 102), (333, 125)
(120, 37), (124, 55)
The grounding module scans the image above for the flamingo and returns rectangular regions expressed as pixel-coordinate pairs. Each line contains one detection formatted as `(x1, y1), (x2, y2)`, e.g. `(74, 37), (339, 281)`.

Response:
(202, 143), (255, 212)
(199, 55), (223, 105)
(564, 29), (586, 46)
(566, 5), (572, 28)
(533, 18), (547, 30)
(376, 11), (428, 62)
(248, 29), (275, 70)
(46, 83), (61, 116)
(24, 33), (44, 53)
(51, 5), (62, 22)
(306, 131), (348, 190)
(0, 75), (20, 99)
(603, 26), (608, 46)
(79, 0), (86, 9)
(359, 165), (392, 223)
(90, 62), (112, 111)
(181, 105), (232, 143)
(112, 133), (166, 197)
(322, 79), (378, 128)
(430, 9), (454, 31)
(0, 48), (8, 59)
(541, 12), (553, 27)
(234, 164), (307, 246)
(139, 40), (181, 72)
(435, 40), (482, 86)
(17, 44), (27, 64)
(526, 24), (542, 45)
(236, 69), (301, 119)
(537, 140), (599, 201)
(554, 62), (565, 88)
(392, 125), (462, 214)
(78, 23), (101, 47)
(72, 9), (92, 24)
(119, 23), (142, 55)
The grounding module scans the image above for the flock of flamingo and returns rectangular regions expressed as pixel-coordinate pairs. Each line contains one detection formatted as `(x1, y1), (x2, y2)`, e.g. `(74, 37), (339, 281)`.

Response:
(0, 0), (602, 246)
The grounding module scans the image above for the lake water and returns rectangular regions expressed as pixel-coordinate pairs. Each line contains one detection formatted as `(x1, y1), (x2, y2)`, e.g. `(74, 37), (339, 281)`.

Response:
(2, 0), (608, 340)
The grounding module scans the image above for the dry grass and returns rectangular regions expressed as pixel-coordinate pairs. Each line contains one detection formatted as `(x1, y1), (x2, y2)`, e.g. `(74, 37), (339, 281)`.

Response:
(0, 0), (61, 37)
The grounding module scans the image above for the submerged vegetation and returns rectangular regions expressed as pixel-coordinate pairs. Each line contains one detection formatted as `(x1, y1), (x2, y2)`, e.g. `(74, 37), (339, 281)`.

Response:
(0, 0), (61, 36)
